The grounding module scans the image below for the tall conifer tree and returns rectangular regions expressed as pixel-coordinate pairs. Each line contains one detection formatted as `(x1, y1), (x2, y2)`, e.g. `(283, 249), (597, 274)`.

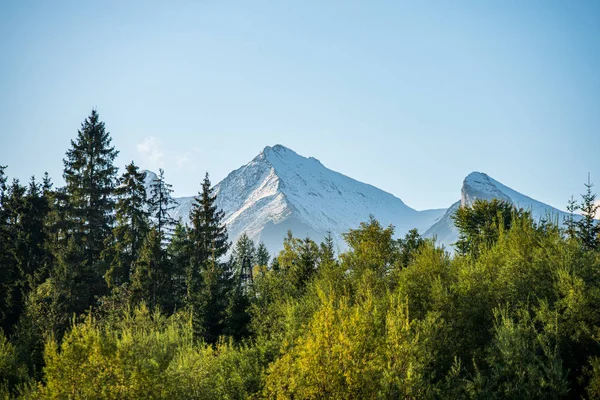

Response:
(105, 162), (149, 287)
(148, 168), (177, 240)
(62, 109), (118, 266)
(187, 172), (230, 342)
(576, 174), (600, 250)
(60, 109), (119, 311)
(167, 222), (192, 313)
(256, 242), (270, 267)
(564, 195), (578, 240)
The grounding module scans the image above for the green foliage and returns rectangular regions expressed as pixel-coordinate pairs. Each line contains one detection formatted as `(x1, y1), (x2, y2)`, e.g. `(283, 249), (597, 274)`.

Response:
(30, 305), (262, 400)
(0, 330), (28, 397)
(225, 234), (255, 341)
(62, 109), (118, 270)
(4, 110), (600, 400)
(396, 228), (426, 268)
(104, 162), (149, 288)
(472, 307), (569, 399)
(452, 198), (521, 256)
(575, 175), (600, 250)
(187, 173), (231, 343)
(130, 227), (171, 311)
(148, 168), (177, 240)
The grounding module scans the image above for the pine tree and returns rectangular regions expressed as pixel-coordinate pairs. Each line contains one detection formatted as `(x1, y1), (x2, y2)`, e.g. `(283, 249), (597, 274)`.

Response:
(148, 168), (177, 240)
(452, 199), (520, 257)
(225, 234), (256, 340)
(0, 176), (51, 335)
(19, 177), (52, 289)
(105, 162), (150, 288)
(256, 242), (270, 267)
(166, 222), (192, 313)
(44, 109), (120, 324)
(130, 227), (164, 309)
(187, 172), (231, 343)
(576, 174), (600, 250)
(63, 109), (119, 267)
(397, 228), (425, 267)
(231, 233), (256, 291)
(0, 177), (26, 334)
(320, 231), (336, 265)
(564, 195), (578, 240)
(0, 167), (8, 287)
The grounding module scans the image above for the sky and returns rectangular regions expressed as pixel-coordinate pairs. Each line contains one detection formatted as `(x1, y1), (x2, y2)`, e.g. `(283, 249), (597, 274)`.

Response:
(0, 0), (599, 212)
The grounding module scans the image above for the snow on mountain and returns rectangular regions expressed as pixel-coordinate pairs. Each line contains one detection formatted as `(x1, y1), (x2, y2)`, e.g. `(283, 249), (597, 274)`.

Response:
(425, 171), (573, 250)
(144, 152), (572, 256)
(145, 145), (445, 253)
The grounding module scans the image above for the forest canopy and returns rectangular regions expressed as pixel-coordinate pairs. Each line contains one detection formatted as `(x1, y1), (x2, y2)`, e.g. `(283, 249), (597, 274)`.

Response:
(1, 111), (600, 399)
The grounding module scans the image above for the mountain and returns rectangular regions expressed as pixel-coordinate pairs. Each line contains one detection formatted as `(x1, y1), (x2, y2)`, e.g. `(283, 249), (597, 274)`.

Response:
(143, 149), (573, 255)
(145, 145), (445, 253)
(425, 171), (573, 250)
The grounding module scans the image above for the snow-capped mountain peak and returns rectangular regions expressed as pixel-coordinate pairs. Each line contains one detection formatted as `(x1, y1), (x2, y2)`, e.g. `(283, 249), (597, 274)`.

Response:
(425, 171), (573, 250)
(145, 145), (445, 253)
(142, 152), (570, 255)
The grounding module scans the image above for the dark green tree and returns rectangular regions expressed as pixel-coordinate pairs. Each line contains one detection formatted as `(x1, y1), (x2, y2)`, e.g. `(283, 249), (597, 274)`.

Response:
(130, 227), (166, 310)
(231, 233), (256, 290)
(0, 178), (26, 334)
(226, 233), (256, 341)
(104, 162), (150, 288)
(62, 109), (119, 269)
(19, 177), (52, 293)
(277, 231), (320, 291)
(452, 199), (520, 256)
(319, 231), (336, 265)
(148, 168), (177, 240)
(187, 172), (230, 343)
(256, 241), (270, 267)
(0, 176), (52, 336)
(575, 175), (600, 250)
(165, 221), (191, 313)
(564, 195), (578, 240)
(397, 228), (425, 268)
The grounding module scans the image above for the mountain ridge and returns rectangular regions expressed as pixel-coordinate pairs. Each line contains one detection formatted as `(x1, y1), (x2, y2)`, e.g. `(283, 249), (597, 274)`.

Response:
(143, 145), (572, 254)
(424, 171), (576, 250)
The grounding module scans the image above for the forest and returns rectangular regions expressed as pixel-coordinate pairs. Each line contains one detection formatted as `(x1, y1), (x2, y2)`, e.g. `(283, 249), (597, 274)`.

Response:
(1, 110), (600, 399)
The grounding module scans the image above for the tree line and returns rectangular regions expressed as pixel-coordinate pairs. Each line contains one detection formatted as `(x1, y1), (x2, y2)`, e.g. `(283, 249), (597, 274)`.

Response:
(1, 110), (599, 399)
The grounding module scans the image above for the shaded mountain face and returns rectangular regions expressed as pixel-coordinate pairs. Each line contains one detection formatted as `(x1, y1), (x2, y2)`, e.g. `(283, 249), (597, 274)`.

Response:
(144, 145), (445, 253)
(425, 172), (573, 251)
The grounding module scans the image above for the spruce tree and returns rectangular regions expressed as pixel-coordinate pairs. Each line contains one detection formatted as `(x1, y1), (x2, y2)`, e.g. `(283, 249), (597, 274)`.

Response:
(564, 195), (578, 240)
(187, 172), (230, 343)
(53, 109), (119, 319)
(0, 167), (8, 298)
(397, 228), (425, 267)
(320, 231), (336, 265)
(166, 222), (192, 313)
(256, 242), (270, 267)
(0, 176), (51, 335)
(452, 199), (520, 257)
(63, 109), (119, 267)
(130, 227), (164, 309)
(231, 233), (256, 291)
(0, 178), (26, 334)
(19, 177), (52, 291)
(148, 168), (177, 240)
(225, 234), (255, 340)
(105, 162), (150, 288)
(576, 174), (600, 250)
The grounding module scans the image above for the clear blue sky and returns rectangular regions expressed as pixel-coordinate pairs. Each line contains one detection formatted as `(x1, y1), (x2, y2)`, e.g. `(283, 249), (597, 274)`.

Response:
(1, 0), (598, 211)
